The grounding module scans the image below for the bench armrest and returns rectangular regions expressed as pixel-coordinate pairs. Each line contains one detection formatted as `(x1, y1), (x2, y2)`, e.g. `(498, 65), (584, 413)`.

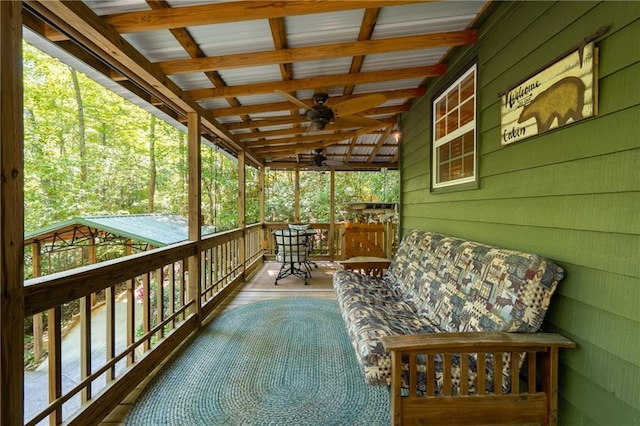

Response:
(382, 331), (576, 353)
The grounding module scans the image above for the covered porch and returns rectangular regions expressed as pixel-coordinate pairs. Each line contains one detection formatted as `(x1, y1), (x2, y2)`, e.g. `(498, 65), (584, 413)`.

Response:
(2, 1), (638, 425)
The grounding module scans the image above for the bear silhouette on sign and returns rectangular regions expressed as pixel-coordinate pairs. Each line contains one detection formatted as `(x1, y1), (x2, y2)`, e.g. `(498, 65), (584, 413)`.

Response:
(518, 76), (585, 133)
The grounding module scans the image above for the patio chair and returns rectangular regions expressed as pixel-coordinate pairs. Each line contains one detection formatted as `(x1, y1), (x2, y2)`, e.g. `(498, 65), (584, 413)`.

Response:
(273, 229), (311, 285)
(288, 224), (319, 271)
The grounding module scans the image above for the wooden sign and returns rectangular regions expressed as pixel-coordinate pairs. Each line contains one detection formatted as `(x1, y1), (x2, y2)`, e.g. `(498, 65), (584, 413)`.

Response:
(501, 42), (598, 145)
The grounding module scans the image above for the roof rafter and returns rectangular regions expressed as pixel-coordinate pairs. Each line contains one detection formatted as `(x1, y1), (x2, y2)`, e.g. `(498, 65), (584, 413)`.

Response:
(144, 0), (255, 130)
(226, 111), (401, 131)
(344, 8), (380, 96)
(104, 1), (427, 33)
(158, 30), (477, 75)
(210, 88), (423, 118)
(188, 65), (445, 100)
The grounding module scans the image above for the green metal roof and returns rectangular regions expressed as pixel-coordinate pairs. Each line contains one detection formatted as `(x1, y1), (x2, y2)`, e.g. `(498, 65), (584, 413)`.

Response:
(24, 214), (216, 247)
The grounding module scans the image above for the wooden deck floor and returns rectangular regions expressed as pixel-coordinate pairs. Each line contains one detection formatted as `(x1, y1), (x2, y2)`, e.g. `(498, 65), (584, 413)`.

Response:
(100, 260), (339, 425)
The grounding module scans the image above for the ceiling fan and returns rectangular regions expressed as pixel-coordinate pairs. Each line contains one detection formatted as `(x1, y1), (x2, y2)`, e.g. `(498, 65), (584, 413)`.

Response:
(275, 90), (387, 132)
(309, 149), (349, 171)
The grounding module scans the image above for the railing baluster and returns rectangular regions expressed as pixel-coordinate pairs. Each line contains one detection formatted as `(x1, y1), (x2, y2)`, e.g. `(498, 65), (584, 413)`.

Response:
(106, 285), (116, 382)
(169, 263), (176, 330)
(48, 306), (62, 425)
(157, 267), (164, 339)
(80, 295), (92, 403)
(179, 260), (186, 321)
(126, 278), (135, 365)
(143, 273), (151, 351)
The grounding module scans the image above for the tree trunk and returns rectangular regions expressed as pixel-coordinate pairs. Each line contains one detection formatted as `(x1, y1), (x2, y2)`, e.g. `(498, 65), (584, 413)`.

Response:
(148, 115), (157, 212)
(70, 67), (87, 182)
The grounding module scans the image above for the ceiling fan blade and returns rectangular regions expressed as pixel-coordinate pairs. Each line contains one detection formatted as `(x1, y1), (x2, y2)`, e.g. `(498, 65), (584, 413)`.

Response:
(274, 90), (310, 110)
(332, 115), (386, 129)
(331, 93), (387, 117)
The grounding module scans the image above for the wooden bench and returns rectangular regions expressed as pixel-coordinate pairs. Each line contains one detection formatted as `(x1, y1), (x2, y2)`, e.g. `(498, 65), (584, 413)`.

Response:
(333, 230), (575, 425)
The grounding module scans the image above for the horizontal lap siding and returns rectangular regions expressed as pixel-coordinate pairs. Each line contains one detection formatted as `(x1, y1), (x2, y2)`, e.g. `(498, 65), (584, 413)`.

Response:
(400, 1), (640, 424)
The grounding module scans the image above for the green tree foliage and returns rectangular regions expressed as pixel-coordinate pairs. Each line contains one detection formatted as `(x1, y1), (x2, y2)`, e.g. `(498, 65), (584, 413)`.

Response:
(23, 43), (398, 234)
(24, 43), (189, 231)
(265, 169), (399, 223)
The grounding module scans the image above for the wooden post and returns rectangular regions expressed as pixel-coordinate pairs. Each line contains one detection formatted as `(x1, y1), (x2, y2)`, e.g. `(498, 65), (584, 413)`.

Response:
(237, 150), (246, 275)
(0, 3), (24, 425)
(89, 237), (97, 306)
(294, 168), (300, 222)
(187, 112), (201, 320)
(259, 166), (265, 224)
(258, 166), (266, 256)
(329, 169), (335, 260)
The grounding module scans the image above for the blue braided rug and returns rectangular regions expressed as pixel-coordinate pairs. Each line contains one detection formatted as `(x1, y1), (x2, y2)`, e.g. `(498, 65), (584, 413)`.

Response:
(125, 298), (390, 425)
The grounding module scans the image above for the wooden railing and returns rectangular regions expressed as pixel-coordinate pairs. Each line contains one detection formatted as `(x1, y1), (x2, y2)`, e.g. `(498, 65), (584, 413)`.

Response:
(22, 225), (264, 426)
(262, 222), (399, 261)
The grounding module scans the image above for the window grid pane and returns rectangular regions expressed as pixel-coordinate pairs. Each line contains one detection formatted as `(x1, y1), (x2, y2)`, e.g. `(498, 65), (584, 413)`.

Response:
(433, 64), (476, 188)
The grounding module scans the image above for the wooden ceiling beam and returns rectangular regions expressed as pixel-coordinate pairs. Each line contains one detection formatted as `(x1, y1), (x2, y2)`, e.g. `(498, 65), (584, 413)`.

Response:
(158, 30), (477, 75)
(246, 128), (377, 155)
(247, 132), (348, 150)
(266, 161), (398, 171)
(227, 112), (400, 131)
(144, 0), (254, 129)
(236, 119), (393, 142)
(226, 115), (308, 130)
(189, 65), (445, 100)
(210, 88), (423, 118)
(104, 1), (427, 33)
(367, 126), (394, 163)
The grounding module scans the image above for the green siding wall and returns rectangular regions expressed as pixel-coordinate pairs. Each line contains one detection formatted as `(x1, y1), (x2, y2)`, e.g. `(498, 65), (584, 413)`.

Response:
(400, 1), (640, 424)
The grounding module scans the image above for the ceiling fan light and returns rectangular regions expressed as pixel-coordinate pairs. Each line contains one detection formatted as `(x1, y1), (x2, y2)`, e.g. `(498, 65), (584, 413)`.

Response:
(310, 117), (329, 130)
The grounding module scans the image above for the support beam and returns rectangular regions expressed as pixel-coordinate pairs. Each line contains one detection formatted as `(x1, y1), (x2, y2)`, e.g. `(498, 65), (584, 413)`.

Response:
(294, 169), (300, 223)
(237, 151), (246, 276)
(105, 1), (424, 33)
(0, 3), (24, 425)
(210, 88), (423, 118)
(329, 170), (336, 261)
(158, 30), (477, 75)
(187, 112), (201, 319)
(258, 167), (265, 224)
(188, 65), (445, 100)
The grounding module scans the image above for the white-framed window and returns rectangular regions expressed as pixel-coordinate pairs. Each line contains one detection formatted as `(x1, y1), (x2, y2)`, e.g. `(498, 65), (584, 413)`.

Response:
(432, 64), (477, 189)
